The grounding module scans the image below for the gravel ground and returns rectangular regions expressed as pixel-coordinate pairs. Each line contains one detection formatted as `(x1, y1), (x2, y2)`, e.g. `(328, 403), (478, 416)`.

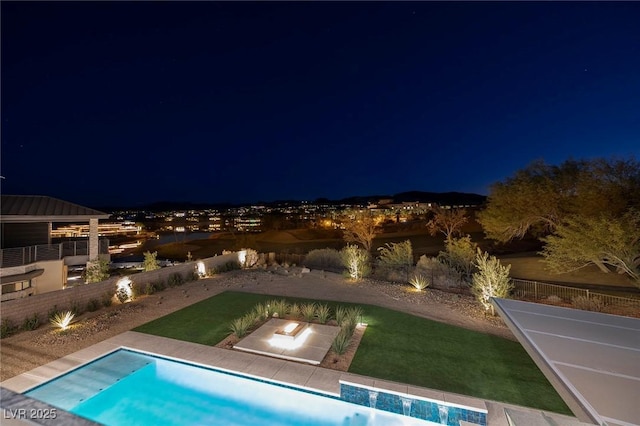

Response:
(0, 268), (510, 382)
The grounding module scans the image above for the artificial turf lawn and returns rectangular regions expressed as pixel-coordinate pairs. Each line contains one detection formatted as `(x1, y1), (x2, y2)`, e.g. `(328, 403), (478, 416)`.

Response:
(133, 291), (572, 415)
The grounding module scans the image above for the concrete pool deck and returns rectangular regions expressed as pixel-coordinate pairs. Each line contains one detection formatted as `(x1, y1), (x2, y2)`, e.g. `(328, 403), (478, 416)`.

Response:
(0, 331), (591, 426)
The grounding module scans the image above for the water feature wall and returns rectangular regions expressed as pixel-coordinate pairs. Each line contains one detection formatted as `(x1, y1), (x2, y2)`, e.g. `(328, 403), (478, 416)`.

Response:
(340, 381), (487, 426)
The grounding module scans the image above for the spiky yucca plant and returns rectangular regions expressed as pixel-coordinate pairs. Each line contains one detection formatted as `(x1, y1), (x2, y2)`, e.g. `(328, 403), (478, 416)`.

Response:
(50, 311), (75, 331)
(316, 304), (331, 324)
(409, 274), (430, 291)
(301, 303), (317, 322)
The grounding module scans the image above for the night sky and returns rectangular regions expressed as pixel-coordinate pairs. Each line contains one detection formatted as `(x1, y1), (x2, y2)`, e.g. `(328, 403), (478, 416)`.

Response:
(2, 2), (639, 208)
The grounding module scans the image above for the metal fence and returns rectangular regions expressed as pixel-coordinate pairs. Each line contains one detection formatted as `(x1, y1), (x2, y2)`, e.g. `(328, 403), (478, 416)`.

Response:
(0, 240), (110, 268)
(511, 278), (640, 311)
(274, 252), (305, 266)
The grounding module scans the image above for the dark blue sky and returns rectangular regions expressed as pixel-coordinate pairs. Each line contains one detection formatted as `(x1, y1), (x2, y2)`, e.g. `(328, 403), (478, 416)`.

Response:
(2, 2), (639, 208)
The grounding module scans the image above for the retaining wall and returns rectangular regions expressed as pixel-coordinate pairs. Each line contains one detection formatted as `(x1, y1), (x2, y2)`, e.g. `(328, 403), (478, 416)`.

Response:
(0, 253), (241, 325)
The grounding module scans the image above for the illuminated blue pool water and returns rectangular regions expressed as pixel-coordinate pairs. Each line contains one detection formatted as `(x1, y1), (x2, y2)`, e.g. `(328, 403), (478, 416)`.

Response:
(25, 349), (436, 426)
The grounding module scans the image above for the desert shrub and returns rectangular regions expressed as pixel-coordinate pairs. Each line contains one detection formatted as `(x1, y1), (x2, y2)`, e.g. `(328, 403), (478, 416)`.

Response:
(288, 303), (301, 319)
(304, 248), (344, 271)
(132, 282), (143, 299)
(22, 313), (40, 331)
(437, 235), (478, 284)
(572, 296), (605, 312)
(546, 295), (562, 304)
(70, 300), (84, 316)
(301, 303), (317, 322)
(168, 273), (185, 287)
(86, 298), (101, 312)
(101, 292), (114, 307)
(154, 279), (166, 291)
(214, 261), (242, 273)
(116, 286), (130, 303)
(84, 258), (110, 283)
(145, 282), (157, 295)
(377, 240), (414, 282)
(332, 329), (352, 355)
(316, 303), (331, 324)
(115, 277), (135, 303)
(590, 297), (606, 312)
(1, 318), (18, 338)
(47, 305), (62, 320)
(229, 315), (254, 338)
(341, 245), (371, 280)
(269, 299), (289, 318)
(472, 249), (513, 315)
(185, 270), (200, 282)
(143, 251), (161, 272)
(416, 255), (464, 289)
(240, 248), (259, 268)
(409, 273), (430, 291)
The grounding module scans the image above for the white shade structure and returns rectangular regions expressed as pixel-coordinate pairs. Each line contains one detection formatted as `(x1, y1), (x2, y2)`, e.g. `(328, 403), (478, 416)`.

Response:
(492, 298), (640, 426)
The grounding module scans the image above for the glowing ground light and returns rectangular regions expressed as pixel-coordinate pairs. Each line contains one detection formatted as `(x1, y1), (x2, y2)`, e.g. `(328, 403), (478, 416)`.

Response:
(283, 322), (299, 334)
(269, 322), (312, 350)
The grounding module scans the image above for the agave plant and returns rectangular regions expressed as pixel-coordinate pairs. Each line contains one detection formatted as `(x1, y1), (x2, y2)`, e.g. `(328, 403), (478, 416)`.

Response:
(270, 299), (289, 318)
(288, 303), (301, 319)
(341, 306), (363, 334)
(409, 274), (430, 291)
(316, 304), (331, 324)
(300, 303), (317, 322)
(252, 303), (270, 320)
(331, 329), (352, 355)
(335, 305), (348, 326)
(50, 311), (75, 331)
(229, 315), (253, 338)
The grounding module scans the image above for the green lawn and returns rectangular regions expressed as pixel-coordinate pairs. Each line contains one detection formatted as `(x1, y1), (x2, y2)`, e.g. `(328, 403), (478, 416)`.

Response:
(133, 291), (571, 415)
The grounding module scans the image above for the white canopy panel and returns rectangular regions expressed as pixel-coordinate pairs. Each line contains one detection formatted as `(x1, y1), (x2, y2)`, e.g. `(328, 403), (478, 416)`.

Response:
(492, 298), (640, 426)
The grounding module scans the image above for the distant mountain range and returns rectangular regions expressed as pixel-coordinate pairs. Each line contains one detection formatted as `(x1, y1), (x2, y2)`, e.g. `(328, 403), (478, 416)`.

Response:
(100, 191), (486, 212)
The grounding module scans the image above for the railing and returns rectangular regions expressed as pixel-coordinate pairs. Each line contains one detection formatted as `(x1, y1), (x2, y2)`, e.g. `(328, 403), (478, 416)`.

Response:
(274, 253), (305, 266)
(0, 240), (109, 268)
(511, 278), (640, 312)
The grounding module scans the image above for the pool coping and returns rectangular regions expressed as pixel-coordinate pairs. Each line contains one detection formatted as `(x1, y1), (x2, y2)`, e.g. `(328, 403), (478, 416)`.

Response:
(0, 331), (587, 426)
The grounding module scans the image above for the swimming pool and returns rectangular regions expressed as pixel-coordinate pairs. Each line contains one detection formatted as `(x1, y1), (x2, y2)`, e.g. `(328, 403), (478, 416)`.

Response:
(25, 349), (437, 425)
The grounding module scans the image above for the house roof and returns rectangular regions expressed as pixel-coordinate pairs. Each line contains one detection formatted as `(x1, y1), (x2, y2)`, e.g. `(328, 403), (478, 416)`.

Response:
(492, 298), (640, 426)
(1, 195), (109, 223)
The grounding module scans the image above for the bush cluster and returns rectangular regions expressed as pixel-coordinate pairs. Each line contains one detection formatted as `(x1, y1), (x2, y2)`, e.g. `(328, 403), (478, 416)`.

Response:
(86, 298), (101, 312)
(212, 261), (242, 274)
(22, 313), (40, 331)
(304, 248), (344, 271)
(377, 240), (413, 282)
(1, 318), (18, 338)
(167, 272), (185, 288)
(571, 296), (605, 312)
(240, 248), (259, 268)
(546, 295), (563, 304)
